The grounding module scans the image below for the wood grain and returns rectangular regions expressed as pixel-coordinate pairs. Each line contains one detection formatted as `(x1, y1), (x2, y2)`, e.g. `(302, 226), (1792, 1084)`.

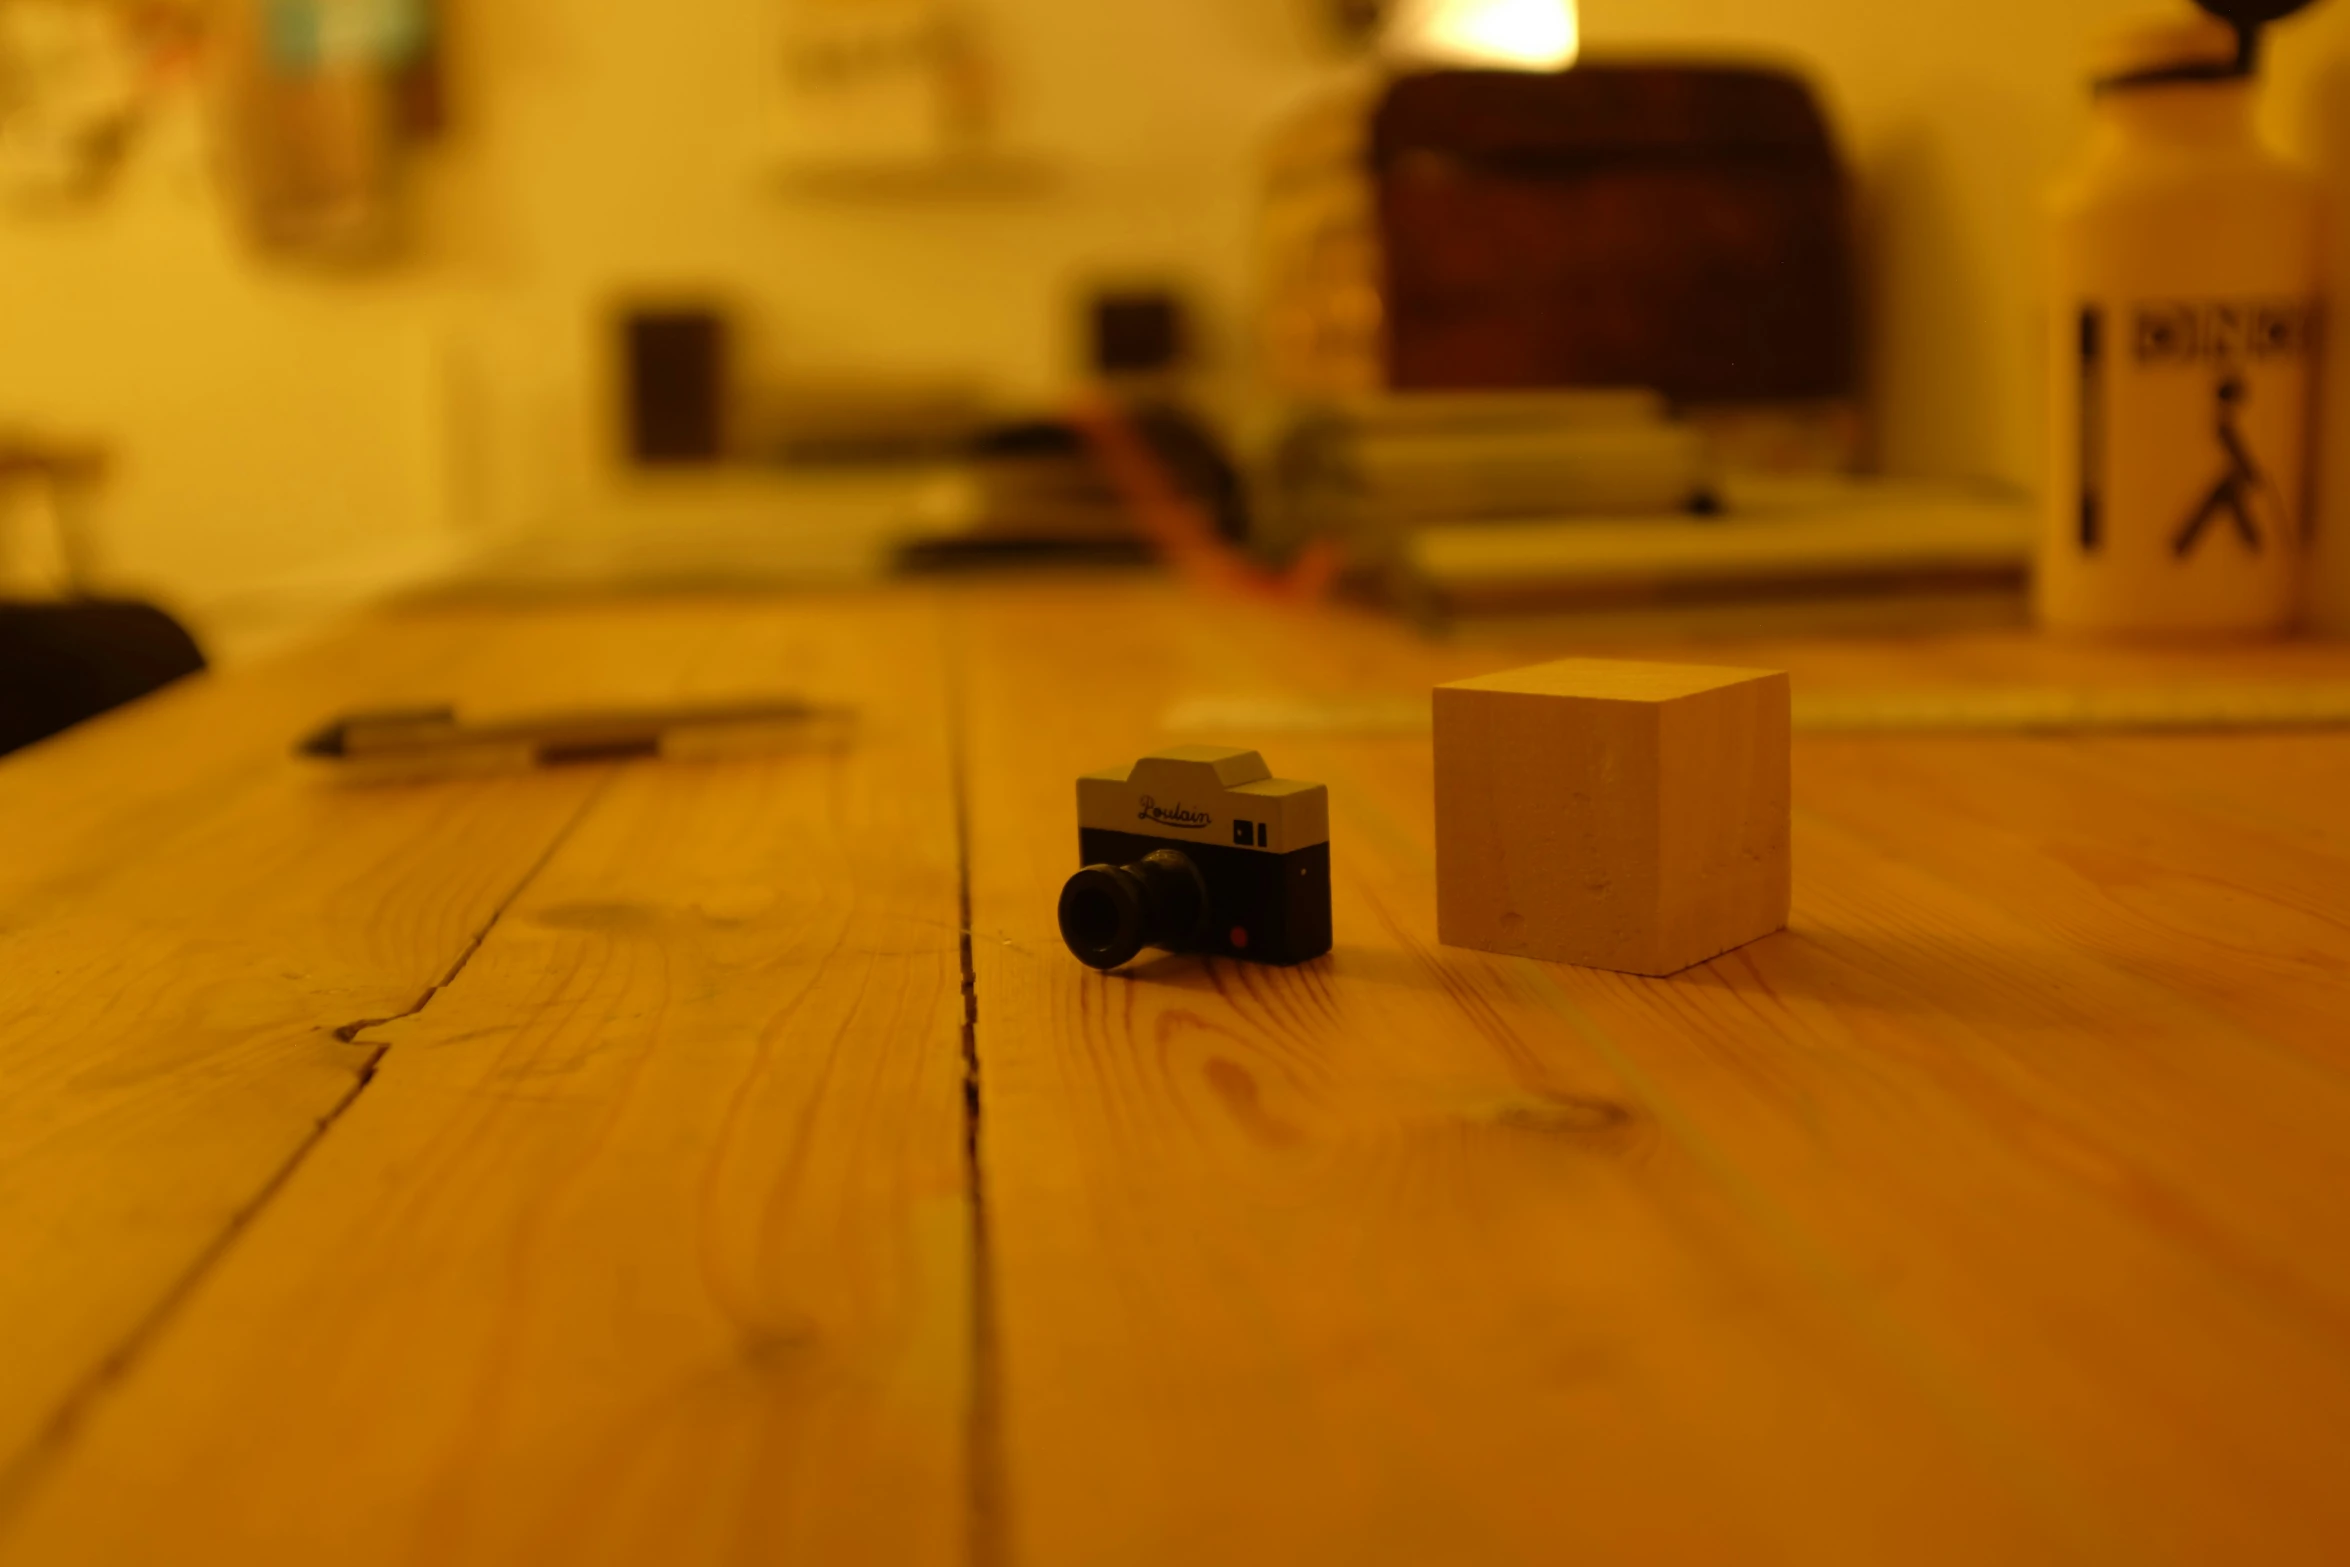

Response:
(953, 579), (2350, 1565)
(6, 577), (2350, 1565)
(0, 606), (686, 1481)
(0, 595), (973, 1565)
(1433, 659), (1790, 975)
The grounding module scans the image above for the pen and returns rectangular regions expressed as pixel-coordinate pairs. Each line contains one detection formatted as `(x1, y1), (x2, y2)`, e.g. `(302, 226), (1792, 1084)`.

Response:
(297, 700), (855, 780)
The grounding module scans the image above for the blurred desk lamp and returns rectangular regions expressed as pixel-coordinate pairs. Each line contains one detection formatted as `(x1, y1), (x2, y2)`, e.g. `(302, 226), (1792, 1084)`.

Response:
(1380, 0), (1578, 70)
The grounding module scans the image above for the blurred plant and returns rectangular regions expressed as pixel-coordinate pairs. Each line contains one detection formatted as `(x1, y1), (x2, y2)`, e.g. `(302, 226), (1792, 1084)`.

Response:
(0, 0), (200, 205)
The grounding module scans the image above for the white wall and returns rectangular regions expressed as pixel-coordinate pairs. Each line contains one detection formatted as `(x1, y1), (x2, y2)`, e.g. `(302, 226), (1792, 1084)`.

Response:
(0, 0), (1338, 607)
(338, 0), (1347, 538)
(0, 99), (463, 595)
(5, 0), (2349, 619)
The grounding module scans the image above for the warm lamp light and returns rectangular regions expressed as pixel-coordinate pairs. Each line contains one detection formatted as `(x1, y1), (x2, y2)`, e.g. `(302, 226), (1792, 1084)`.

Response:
(1383, 0), (1580, 71)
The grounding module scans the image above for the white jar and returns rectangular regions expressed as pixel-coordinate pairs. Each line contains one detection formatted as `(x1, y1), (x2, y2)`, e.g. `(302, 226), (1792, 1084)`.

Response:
(2040, 16), (2324, 636)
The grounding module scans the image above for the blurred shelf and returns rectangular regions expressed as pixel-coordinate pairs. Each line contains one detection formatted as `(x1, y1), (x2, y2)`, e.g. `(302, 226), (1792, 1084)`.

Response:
(768, 153), (1059, 201)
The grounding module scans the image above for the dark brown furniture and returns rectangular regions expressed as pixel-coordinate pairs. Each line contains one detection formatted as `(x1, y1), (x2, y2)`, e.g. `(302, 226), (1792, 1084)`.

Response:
(1262, 63), (1856, 408)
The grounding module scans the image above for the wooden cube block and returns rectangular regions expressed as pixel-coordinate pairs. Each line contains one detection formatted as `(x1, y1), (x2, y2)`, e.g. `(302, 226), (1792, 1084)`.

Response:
(1434, 659), (1790, 977)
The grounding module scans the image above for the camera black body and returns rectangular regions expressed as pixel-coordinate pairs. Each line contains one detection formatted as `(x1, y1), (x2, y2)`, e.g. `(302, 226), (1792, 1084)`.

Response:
(1059, 746), (1332, 970)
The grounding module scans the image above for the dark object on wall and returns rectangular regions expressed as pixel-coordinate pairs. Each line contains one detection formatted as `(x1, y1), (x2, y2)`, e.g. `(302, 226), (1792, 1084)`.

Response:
(1262, 63), (1856, 407)
(0, 600), (207, 756)
(1060, 746), (1332, 970)
(1092, 291), (1187, 377)
(623, 308), (729, 464)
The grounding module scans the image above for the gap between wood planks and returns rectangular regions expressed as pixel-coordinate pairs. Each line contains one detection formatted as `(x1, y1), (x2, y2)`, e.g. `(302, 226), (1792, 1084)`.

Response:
(0, 771), (619, 1532)
(946, 624), (1010, 1567)
(3, 646), (1018, 1564)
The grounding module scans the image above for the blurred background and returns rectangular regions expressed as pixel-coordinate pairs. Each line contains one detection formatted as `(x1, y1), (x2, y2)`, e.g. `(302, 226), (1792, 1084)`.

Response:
(2, 0), (2347, 665)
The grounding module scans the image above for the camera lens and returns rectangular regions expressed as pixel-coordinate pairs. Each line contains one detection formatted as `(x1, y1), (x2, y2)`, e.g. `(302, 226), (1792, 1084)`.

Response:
(1058, 848), (1209, 970)
(1060, 880), (1128, 952)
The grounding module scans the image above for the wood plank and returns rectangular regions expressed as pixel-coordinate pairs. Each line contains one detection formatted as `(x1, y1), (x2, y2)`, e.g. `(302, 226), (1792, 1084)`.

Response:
(0, 608), (494, 914)
(0, 601), (761, 915)
(953, 580), (2350, 1565)
(1784, 735), (2350, 1066)
(1256, 613), (2350, 1561)
(0, 594), (972, 1566)
(2075, 731), (2350, 857)
(957, 586), (2063, 1564)
(0, 606), (690, 1482)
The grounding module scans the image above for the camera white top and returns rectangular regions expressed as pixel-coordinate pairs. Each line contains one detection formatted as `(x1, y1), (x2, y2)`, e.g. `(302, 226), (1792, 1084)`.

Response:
(1077, 746), (1330, 855)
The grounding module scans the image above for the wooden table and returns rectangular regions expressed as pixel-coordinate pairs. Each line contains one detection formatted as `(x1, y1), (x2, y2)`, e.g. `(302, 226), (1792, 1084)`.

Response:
(3, 578), (2348, 1565)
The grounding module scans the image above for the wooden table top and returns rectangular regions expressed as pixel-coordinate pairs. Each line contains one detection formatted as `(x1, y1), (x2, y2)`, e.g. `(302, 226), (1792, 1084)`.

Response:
(3, 577), (2348, 1565)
